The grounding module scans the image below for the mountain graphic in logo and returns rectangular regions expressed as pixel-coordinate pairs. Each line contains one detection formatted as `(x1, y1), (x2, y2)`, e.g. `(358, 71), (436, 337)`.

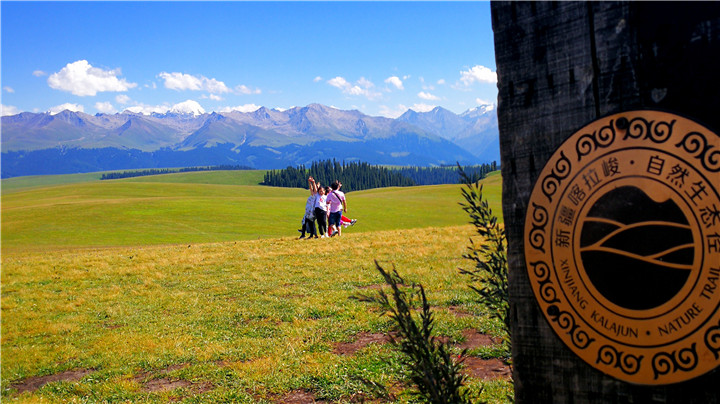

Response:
(580, 186), (694, 310)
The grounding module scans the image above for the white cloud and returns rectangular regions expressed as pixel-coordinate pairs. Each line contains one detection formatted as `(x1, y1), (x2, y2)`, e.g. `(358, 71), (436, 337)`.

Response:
(384, 76), (404, 90)
(201, 94), (224, 101)
(33, 70), (47, 77)
(459, 65), (497, 86)
(378, 104), (408, 119)
(418, 91), (440, 101)
(95, 101), (116, 114)
(410, 103), (436, 113)
(327, 76), (381, 100)
(378, 102), (436, 118)
(203, 78), (230, 94)
(328, 76), (351, 90)
(4, 86), (15, 93)
(476, 98), (495, 106)
(437, 79), (446, 85)
(1, 104), (20, 116)
(158, 72), (231, 94)
(48, 103), (85, 115)
(357, 77), (373, 89)
(124, 104), (170, 115)
(116, 94), (131, 104)
(159, 72), (202, 90)
(47, 60), (137, 96)
(313, 76), (323, 82)
(235, 84), (261, 95)
(219, 104), (261, 113)
(123, 99), (205, 116)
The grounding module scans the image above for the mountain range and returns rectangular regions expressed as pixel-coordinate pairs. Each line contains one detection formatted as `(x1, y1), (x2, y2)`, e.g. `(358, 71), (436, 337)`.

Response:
(1, 103), (499, 178)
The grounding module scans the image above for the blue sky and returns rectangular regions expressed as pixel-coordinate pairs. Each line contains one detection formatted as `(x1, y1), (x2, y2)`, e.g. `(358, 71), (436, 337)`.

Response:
(1, 1), (497, 118)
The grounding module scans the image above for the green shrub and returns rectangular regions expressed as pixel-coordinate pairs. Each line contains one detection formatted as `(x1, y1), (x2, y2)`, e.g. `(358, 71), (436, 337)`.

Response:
(458, 167), (510, 351)
(353, 262), (475, 404)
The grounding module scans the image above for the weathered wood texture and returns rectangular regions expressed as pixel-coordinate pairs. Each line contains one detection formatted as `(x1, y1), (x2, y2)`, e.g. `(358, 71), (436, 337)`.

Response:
(492, 1), (720, 402)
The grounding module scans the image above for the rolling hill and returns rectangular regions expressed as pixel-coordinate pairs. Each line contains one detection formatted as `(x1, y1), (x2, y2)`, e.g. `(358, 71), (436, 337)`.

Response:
(0, 170), (502, 250)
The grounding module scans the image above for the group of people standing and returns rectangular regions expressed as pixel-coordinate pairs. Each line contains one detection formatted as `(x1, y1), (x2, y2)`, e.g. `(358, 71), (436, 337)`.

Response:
(299, 177), (355, 239)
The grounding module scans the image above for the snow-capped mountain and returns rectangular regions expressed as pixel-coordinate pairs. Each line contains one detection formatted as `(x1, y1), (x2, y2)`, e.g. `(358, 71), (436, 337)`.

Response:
(1, 104), (499, 177)
(397, 105), (499, 162)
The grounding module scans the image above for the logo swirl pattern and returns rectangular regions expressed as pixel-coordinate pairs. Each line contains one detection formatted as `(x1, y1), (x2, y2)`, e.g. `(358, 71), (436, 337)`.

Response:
(525, 111), (720, 384)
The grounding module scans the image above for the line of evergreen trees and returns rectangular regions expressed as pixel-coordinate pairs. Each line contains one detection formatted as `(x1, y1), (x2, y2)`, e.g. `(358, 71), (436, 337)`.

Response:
(394, 162), (497, 185)
(98, 159), (498, 189)
(100, 164), (253, 180)
(261, 160), (499, 192)
(262, 160), (415, 192)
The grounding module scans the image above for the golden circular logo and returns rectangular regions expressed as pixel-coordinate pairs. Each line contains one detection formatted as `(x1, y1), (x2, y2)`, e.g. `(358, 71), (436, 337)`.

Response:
(525, 110), (720, 384)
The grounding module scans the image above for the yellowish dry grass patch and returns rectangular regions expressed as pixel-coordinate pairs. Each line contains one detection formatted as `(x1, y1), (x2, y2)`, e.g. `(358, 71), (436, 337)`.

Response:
(2, 225), (511, 403)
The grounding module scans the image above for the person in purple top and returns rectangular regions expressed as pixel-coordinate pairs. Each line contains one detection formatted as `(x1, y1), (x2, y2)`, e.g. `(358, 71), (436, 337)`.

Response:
(326, 180), (347, 237)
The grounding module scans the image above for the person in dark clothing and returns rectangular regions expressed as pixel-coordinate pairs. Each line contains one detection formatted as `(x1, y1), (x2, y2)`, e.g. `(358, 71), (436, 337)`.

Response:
(299, 177), (318, 239)
(313, 183), (329, 238)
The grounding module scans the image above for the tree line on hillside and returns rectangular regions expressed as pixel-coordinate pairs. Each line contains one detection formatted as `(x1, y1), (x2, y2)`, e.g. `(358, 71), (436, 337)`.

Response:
(262, 160), (414, 192)
(261, 160), (498, 192)
(394, 162), (497, 186)
(100, 164), (253, 180)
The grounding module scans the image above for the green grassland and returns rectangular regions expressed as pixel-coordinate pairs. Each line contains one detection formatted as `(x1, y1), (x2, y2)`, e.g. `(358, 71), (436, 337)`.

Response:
(1, 170), (267, 194)
(1, 171), (502, 251)
(1, 170), (509, 403)
(1, 172), (108, 193)
(115, 170), (267, 186)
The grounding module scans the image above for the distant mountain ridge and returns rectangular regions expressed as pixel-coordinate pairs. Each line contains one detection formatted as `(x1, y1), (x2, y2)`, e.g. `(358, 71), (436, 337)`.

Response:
(1, 104), (499, 178)
(397, 104), (499, 160)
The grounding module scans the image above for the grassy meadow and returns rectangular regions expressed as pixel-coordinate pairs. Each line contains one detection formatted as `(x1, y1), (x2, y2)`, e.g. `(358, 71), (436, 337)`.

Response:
(1, 170), (510, 403)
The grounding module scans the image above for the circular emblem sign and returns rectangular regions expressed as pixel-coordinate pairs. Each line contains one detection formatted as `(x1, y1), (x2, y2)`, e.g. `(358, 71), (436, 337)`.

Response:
(525, 110), (720, 384)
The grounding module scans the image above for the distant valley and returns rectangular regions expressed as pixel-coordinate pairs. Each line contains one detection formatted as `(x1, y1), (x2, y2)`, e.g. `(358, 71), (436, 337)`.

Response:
(1, 103), (499, 178)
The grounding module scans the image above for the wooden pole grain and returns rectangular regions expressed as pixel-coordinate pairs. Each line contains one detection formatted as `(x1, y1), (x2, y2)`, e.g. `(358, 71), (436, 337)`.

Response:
(492, 2), (720, 402)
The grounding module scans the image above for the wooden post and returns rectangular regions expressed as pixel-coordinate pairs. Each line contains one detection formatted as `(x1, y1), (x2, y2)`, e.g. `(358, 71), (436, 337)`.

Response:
(493, 2), (720, 402)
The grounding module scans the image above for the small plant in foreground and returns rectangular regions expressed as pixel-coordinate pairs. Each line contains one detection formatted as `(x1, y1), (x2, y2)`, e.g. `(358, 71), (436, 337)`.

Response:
(458, 166), (510, 350)
(353, 261), (476, 404)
